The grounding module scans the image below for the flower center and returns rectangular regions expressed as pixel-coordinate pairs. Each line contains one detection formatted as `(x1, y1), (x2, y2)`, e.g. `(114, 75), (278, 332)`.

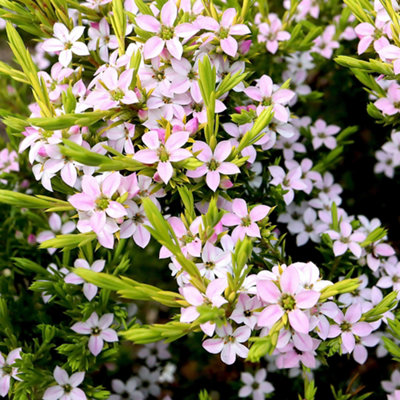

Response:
(340, 321), (352, 332)
(219, 27), (229, 39)
(208, 159), (220, 171)
(63, 383), (72, 393)
(157, 145), (170, 162)
(2, 364), (12, 375)
(161, 26), (175, 40)
(91, 327), (101, 335)
(205, 261), (215, 270)
(96, 197), (109, 211)
(241, 215), (251, 227)
(111, 89), (125, 101)
(280, 293), (296, 311)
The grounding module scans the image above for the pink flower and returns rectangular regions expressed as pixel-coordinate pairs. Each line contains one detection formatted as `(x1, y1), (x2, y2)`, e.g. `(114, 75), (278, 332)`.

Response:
(257, 265), (320, 334)
(43, 367), (86, 400)
(69, 173), (127, 234)
(106, 122), (135, 154)
(310, 119), (340, 150)
(327, 304), (373, 354)
(196, 241), (232, 280)
(85, 68), (139, 110)
(221, 198), (270, 242)
(375, 83), (400, 116)
(195, 8), (251, 57)
(275, 334), (320, 369)
(379, 45), (400, 74)
(88, 18), (119, 61)
(133, 130), (191, 184)
(36, 213), (76, 255)
(38, 63), (74, 102)
(230, 293), (262, 329)
(186, 141), (240, 191)
(327, 221), (366, 258)
(160, 216), (202, 258)
(239, 369), (274, 399)
(257, 14), (290, 54)
(42, 23), (89, 67)
(268, 165), (307, 205)
(71, 312), (118, 356)
(202, 323), (251, 365)
(244, 75), (295, 122)
(135, 0), (198, 59)
(312, 25), (339, 59)
(181, 278), (227, 336)
(65, 259), (105, 301)
(0, 149), (19, 174)
(0, 348), (22, 397)
(354, 22), (382, 55)
(119, 200), (151, 248)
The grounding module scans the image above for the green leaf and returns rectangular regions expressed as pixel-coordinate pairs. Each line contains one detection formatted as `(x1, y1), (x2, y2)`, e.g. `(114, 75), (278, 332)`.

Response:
(39, 233), (97, 250)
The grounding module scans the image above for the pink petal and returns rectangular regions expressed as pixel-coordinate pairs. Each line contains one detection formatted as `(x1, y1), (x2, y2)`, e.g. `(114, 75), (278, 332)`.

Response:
(161, 0), (177, 27)
(206, 171), (220, 192)
(82, 175), (100, 198)
(136, 15), (161, 33)
(54, 366), (69, 385)
(157, 161), (174, 184)
(214, 141), (232, 162)
(134, 149), (159, 164)
(257, 304), (283, 327)
(183, 286), (204, 306)
(221, 8), (236, 28)
(257, 280), (280, 303)
(69, 193), (95, 211)
(352, 322), (373, 337)
(288, 309), (310, 333)
(341, 331), (355, 353)
(143, 36), (165, 59)
(280, 265), (299, 294)
(133, 225), (151, 248)
(69, 371), (85, 388)
(220, 36), (238, 57)
(249, 205), (270, 222)
(202, 338), (224, 354)
(43, 385), (64, 399)
(232, 198), (248, 218)
(166, 37), (183, 59)
(89, 335), (104, 356)
(295, 290), (320, 309)
(101, 328), (119, 342)
(101, 172), (121, 197)
(83, 283), (98, 301)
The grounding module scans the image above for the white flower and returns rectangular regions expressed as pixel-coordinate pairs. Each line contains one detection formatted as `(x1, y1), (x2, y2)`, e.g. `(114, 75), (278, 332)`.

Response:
(43, 23), (89, 67)
(239, 369), (274, 400)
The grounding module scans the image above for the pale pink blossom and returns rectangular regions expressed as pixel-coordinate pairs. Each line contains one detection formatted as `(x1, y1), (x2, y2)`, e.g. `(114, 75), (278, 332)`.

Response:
(69, 173), (127, 234)
(0, 348), (22, 397)
(65, 259), (105, 301)
(257, 265), (320, 334)
(71, 312), (118, 356)
(135, 0), (198, 59)
(257, 14), (290, 54)
(133, 130), (191, 184)
(327, 221), (366, 258)
(221, 198), (270, 242)
(244, 75), (295, 122)
(202, 323), (251, 365)
(239, 369), (274, 399)
(195, 8), (251, 57)
(187, 141), (240, 191)
(43, 367), (86, 400)
(43, 23), (89, 67)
